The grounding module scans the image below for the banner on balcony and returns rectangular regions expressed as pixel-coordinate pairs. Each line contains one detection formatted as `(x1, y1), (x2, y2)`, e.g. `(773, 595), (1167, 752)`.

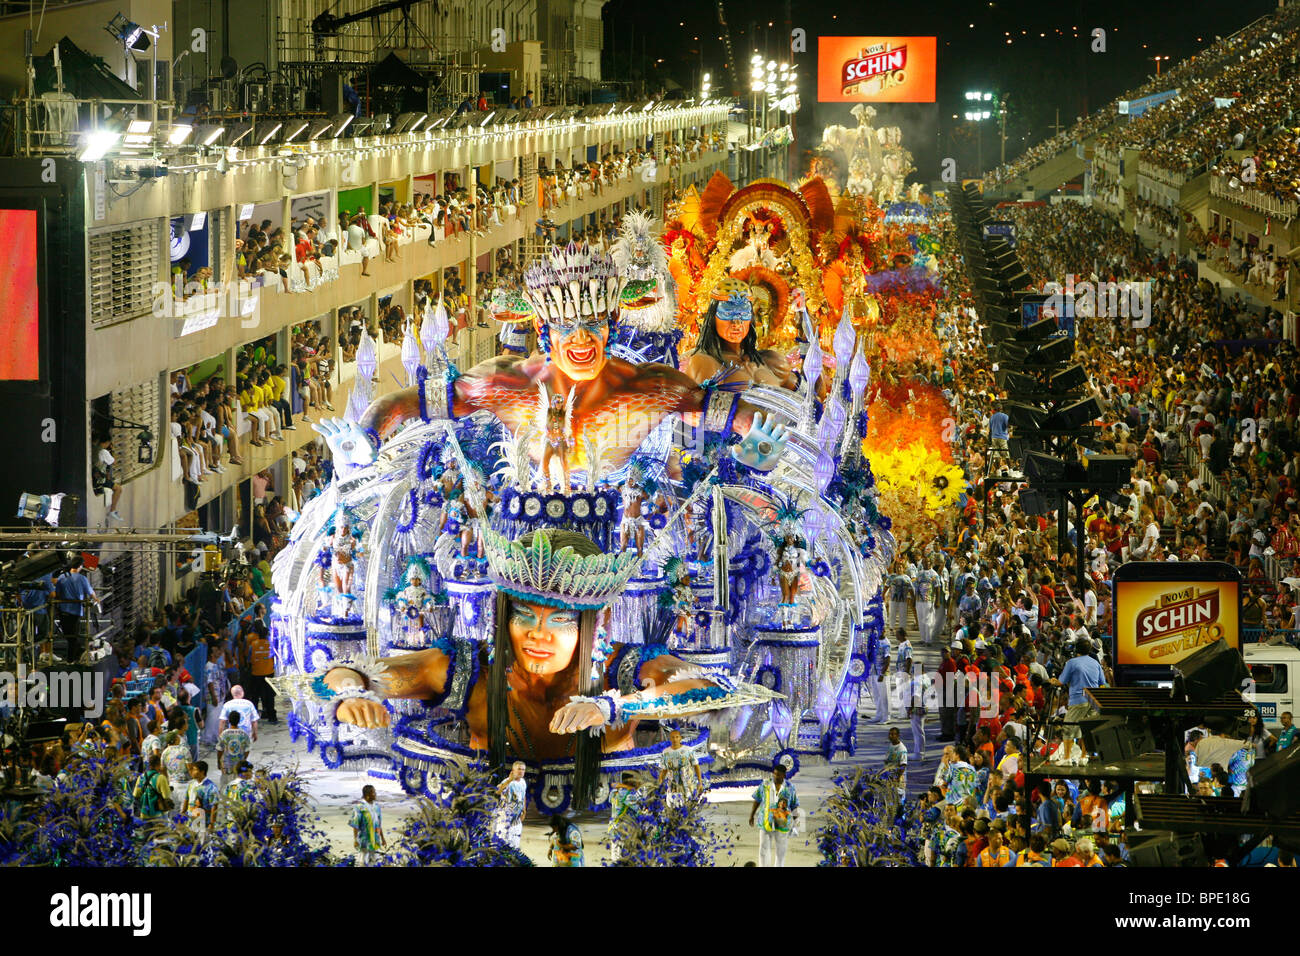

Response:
(1117, 89), (1179, 116)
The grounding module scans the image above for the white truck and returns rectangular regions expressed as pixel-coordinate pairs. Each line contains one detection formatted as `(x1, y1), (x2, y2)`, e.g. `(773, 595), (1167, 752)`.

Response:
(1243, 642), (1299, 731)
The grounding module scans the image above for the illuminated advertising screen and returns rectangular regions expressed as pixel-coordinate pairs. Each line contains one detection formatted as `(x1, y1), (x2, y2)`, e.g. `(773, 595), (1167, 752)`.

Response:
(0, 209), (39, 381)
(818, 36), (937, 103)
(1113, 562), (1240, 673)
(1020, 292), (1075, 338)
(982, 221), (1017, 247)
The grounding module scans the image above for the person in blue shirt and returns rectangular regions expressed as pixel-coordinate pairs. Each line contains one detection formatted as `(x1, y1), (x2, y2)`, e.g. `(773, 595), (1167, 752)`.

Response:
(342, 77), (361, 117)
(20, 568), (55, 643)
(1277, 711), (1297, 751)
(988, 404), (1010, 468)
(957, 580), (982, 622)
(1033, 783), (1062, 835)
(1051, 638), (1107, 762)
(54, 558), (98, 663)
(976, 565), (998, 609)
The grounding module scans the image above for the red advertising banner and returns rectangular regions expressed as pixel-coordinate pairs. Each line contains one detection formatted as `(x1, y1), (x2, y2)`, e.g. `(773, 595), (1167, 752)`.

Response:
(0, 209), (39, 380)
(817, 36), (937, 103)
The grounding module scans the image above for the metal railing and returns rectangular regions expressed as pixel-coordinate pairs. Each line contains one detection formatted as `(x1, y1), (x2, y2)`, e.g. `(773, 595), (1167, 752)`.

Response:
(1243, 627), (1299, 647)
(1210, 174), (1300, 218)
(17, 95), (174, 158)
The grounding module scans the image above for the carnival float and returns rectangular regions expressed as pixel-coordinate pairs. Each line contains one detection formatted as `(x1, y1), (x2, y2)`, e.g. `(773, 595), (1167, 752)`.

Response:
(269, 118), (965, 814)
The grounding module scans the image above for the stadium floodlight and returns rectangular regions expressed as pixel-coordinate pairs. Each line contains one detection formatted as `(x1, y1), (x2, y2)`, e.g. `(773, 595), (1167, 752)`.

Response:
(225, 122), (253, 146)
(106, 13), (149, 51)
(281, 119), (310, 143)
(78, 127), (120, 161)
(255, 121), (283, 144)
(196, 123), (226, 146)
(332, 112), (355, 136)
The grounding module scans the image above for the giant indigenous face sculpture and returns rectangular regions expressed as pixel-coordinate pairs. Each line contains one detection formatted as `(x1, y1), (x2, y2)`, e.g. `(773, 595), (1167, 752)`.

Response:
(545, 309), (610, 381)
(508, 599), (581, 676)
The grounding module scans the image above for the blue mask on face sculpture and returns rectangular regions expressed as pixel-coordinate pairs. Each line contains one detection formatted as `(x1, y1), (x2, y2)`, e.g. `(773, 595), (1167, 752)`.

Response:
(716, 295), (753, 324)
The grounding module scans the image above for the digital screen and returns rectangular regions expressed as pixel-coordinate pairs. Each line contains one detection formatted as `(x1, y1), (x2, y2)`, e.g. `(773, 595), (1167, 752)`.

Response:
(982, 221), (1017, 247)
(1114, 578), (1239, 669)
(817, 36), (937, 103)
(0, 209), (39, 380)
(1021, 292), (1075, 339)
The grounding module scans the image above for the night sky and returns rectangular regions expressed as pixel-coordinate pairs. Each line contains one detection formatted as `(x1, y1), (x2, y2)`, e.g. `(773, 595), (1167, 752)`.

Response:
(602, 0), (1278, 178)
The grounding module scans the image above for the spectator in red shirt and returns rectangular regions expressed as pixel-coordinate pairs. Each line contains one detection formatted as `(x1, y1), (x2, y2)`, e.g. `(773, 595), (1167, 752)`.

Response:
(1051, 838), (1082, 866)
(1037, 577), (1058, 623)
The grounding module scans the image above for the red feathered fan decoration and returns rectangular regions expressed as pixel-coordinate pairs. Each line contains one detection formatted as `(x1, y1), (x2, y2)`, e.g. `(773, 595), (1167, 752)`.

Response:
(697, 171), (735, 239)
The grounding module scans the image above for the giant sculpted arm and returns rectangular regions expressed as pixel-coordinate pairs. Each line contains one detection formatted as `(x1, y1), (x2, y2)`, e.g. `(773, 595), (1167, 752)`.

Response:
(653, 363), (791, 470)
(322, 648), (452, 728)
(312, 354), (537, 468)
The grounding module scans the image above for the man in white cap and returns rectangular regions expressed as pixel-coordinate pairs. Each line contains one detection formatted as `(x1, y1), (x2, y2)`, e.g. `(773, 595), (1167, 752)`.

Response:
(219, 684), (260, 749)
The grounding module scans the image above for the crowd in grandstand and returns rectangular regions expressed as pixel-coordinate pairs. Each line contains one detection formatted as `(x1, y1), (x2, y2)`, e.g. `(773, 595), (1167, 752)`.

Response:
(889, 198), (1300, 865)
(984, 4), (1300, 189)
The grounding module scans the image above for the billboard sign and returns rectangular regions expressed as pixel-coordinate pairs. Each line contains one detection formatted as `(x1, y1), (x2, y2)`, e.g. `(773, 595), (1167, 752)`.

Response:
(1112, 562), (1241, 678)
(0, 209), (40, 381)
(1020, 291), (1075, 339)
(817, 36), (937, 103)
(982, 220), (1017, 247)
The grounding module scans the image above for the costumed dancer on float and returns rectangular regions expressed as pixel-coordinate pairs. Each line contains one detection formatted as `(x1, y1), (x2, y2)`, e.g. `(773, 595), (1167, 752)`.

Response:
(316, 527), (768, 809)
(660, 556), (694, 644)
(775, 531), (808, 628)
(439, 453), (464, 500)
(538, 385), (575, 493)
(490, 285), (534, 356)
(608, 209), (681, 366)
(685, 495), (711, 563)
(390, 557), (436, 644)
(314, 243), (793, 482)
(437, 493), (470, 555)
(327, 510), (364, 619)
(618, 462), (652, 560)
(462, 460), (494, 559)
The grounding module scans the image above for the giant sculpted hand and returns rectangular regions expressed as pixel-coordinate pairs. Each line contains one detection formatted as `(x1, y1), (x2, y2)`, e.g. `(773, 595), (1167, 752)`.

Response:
(733, 412), (790, 470)
(312, 418), (378, 470)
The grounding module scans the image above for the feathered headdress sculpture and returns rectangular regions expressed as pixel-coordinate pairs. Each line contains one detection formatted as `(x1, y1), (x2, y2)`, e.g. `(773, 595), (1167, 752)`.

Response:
(482, 527), (642, 610)
(662, 555), (690, 586)
(522, 242), (624, 356)
(491, 425), (536, 490)
(609, 210), (677, 332)
(610, 209), (669, 280)
(488, 285), (535, 325)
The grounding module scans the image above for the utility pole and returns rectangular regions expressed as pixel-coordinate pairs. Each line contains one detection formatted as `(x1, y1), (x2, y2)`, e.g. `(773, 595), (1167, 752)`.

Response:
(784, 0), (795, 181)
(1050, 108), (1064, 137)
(999, 93), (1008, 166)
